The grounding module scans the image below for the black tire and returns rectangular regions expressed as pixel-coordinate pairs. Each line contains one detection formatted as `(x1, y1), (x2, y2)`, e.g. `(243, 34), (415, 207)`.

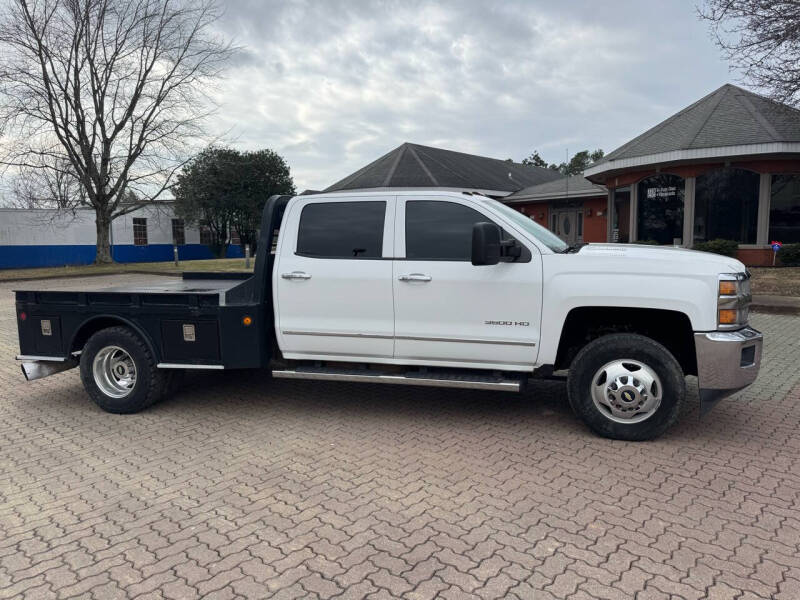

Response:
(79, 326), (166, 414)
(567, 333), (685, 441)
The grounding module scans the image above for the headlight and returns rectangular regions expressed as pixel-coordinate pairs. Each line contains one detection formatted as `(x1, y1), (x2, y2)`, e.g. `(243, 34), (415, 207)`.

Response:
(717, 272), (751, 330)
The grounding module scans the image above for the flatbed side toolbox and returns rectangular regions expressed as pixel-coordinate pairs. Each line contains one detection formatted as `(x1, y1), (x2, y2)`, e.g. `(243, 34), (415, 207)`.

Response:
(160, 320), (221, 362)
(18, 313), (64, 356)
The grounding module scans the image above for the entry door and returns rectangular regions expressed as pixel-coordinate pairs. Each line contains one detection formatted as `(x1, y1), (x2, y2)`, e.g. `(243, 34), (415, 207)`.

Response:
(392, 197), (541, 370)
(552, 209), (579, 244)
(275, 197), (395, 360)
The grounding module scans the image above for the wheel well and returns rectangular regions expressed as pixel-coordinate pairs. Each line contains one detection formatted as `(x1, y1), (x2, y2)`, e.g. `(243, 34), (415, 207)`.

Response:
(555, 307), (697, 375)
(70, 317), (156, 359)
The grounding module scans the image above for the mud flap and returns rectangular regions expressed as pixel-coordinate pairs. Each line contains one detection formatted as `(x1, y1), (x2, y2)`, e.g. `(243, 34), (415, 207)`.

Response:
(21, 359), (78, 381)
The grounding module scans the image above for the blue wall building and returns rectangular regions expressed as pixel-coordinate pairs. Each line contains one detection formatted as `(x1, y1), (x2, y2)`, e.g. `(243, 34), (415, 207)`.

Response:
(0, 206), (243, 269)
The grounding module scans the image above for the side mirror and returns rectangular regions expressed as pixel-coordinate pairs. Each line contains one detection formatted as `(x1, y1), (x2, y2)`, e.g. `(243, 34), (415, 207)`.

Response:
(472, 222), (501, 265)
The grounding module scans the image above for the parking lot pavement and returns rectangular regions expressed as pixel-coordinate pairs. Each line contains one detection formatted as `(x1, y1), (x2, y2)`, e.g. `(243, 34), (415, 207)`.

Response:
(1, 274), (800, 599)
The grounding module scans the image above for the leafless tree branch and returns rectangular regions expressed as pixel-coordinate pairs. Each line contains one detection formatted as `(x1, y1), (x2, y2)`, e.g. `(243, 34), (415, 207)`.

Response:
(0, 0), (234, 262)
(699, 0), (800, 106)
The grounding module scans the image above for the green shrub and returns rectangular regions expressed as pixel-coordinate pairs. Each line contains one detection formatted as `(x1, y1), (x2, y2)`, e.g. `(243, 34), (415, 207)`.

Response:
(778, 243), (800, 266)
(634, 239), (661, 245)
(692, 239), (739, 257)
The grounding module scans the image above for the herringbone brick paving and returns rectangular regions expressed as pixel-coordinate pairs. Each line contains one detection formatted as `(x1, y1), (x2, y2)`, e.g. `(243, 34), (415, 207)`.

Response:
(1, 274), (799, 599)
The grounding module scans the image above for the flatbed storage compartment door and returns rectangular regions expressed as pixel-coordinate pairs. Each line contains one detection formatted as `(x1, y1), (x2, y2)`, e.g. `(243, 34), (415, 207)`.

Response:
(160, 320), (221, 362)
(32, 316), (62, 355)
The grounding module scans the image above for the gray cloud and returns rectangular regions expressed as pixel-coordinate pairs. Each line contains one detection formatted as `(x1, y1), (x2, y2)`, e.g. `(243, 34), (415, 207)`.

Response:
(209, 0), (737, 191)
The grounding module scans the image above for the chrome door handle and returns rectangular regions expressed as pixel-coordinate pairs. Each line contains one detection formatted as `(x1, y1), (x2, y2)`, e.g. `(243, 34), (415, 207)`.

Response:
(281, 271), (312, 280)
(398, 273), (432, 282)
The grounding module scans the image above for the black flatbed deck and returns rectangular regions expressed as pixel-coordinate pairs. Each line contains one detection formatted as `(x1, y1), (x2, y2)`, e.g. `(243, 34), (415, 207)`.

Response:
(14, 195), (291, 369)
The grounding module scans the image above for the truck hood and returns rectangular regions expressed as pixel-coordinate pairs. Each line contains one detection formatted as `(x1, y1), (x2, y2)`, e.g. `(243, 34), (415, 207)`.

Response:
(576, 243), (746, 274)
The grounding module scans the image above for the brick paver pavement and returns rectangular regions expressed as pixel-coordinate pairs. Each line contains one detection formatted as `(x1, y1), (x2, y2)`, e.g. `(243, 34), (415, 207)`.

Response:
(1, 274), (800, 599)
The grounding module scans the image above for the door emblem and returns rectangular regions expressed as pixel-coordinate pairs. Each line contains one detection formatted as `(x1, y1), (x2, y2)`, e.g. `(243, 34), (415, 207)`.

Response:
(484, 320), (530, 326)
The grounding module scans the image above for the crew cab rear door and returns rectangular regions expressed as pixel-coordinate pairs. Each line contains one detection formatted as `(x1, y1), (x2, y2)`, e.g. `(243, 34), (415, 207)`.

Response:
(392, 196), (541, 370)
(274, 196), (396, 360)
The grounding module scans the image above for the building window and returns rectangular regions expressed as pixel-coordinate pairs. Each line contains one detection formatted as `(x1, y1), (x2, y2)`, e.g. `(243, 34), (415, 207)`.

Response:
(770, 174), (800, 243)
(199, 222), (213, 245)
(133, 218), (148, 246)
(171, 219), (185, 246)
(695, 167), (759, 244)
(637, 174), (684, 244)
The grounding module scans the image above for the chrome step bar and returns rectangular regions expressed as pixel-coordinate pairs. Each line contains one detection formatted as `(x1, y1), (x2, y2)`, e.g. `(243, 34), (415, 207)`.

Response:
(272, 368), (522, 392)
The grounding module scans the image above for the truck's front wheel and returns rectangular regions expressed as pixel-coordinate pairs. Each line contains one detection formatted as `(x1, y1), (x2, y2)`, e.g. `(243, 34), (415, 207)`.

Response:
(567, 333), (685, 441)
(80, 326), (166, 414)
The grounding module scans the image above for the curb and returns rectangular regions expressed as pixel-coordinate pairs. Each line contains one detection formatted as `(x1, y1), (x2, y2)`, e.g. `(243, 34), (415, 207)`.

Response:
(751, 304), (800, 316)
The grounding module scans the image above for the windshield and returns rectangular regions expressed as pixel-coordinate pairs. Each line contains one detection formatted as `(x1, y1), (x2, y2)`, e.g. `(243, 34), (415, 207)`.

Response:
(480, 197), (569, 252)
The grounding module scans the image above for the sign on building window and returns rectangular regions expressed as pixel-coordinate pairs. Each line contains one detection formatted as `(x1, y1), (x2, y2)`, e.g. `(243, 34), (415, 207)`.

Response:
(646, 186), (677, 199)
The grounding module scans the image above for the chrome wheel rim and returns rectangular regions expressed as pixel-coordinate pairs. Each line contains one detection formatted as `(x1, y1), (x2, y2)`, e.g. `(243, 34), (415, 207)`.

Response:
(591, 359), (662, 424)
(92, 346), (137, 398)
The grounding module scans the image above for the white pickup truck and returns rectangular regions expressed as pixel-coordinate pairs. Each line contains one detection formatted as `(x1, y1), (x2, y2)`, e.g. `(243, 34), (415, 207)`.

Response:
(15, 190), (763, 440)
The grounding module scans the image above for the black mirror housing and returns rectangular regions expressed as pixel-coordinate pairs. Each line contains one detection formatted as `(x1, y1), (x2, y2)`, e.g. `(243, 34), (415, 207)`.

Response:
(472, 222), (501, 265)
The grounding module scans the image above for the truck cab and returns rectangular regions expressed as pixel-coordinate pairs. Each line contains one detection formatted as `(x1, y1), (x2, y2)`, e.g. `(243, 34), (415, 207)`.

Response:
(15, 190), (763, 441)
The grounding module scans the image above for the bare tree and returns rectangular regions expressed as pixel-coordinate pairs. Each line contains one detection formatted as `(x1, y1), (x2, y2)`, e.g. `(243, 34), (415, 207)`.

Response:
(0, 0), (233, 262)
(10, 155), (86, 209)
(699, 0), (800, 106)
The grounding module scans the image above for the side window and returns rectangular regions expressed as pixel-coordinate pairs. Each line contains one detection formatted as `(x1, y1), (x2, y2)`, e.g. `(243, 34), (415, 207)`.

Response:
(406, 200), (495, 261)
(297, 201), (385, 258)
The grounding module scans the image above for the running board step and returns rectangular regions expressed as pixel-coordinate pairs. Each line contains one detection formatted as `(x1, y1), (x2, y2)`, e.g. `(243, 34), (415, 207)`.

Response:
(271, 367), (522, 392)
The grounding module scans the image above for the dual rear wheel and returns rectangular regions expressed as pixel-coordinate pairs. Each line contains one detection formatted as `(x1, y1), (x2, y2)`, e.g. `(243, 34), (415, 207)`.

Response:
(80, 326), (180, 414)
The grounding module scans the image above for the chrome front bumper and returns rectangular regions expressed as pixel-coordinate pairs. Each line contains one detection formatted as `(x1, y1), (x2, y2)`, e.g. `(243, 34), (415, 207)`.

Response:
(694, 326), (763, 414)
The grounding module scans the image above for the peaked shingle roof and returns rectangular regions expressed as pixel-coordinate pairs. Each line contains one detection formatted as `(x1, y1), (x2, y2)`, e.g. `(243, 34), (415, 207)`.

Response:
(324, 143), (564, 194)
(505, 175), (606, 202)
(587, 84), (800, 178)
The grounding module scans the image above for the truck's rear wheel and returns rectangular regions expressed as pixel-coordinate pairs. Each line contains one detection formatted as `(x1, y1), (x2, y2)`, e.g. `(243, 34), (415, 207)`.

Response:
(567, 333), (685, 441)
(80, 326), (165, 414)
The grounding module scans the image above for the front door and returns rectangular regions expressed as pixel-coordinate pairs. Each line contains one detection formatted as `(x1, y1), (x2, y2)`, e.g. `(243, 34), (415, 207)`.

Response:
(552, 209), (581, 245)
(274, 196), (396, 360)
(392, 197), (541, 371)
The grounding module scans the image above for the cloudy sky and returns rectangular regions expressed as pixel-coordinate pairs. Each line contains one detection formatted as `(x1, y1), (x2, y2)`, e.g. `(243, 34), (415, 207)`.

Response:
(209, 0), (740, 192)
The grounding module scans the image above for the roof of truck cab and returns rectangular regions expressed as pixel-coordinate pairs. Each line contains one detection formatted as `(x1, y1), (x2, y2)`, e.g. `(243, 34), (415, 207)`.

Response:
(293, 189), (491, 200)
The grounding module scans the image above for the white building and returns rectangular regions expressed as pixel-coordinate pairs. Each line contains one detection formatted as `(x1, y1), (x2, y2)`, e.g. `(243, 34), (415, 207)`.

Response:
(0, 204), (243, 269)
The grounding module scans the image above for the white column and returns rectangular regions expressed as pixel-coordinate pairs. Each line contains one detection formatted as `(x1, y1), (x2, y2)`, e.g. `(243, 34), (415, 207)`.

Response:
(756, 173), (771, 245)
(606, 189), (613, 242)
(683, 177), (695, 247)
(629, 184), (638, 242)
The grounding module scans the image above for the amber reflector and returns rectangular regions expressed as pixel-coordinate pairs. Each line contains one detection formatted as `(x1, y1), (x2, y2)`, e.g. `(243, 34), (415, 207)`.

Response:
(719, 309), (737, 324)
(242, 316), (253, 326)
(719, 281), (737, 296)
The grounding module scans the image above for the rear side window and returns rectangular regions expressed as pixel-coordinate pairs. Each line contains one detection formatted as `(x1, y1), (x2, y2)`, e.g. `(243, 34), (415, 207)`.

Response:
(406, 200), (491, 260)
(297, 201), (385, 258)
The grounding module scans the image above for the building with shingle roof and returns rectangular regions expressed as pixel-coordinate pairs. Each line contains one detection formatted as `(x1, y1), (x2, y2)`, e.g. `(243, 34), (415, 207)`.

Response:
(586, 84), (800, 181)
(577, 84), (800, 265)
(319, 85), (800, 265)
(324, 142), (563, 197)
